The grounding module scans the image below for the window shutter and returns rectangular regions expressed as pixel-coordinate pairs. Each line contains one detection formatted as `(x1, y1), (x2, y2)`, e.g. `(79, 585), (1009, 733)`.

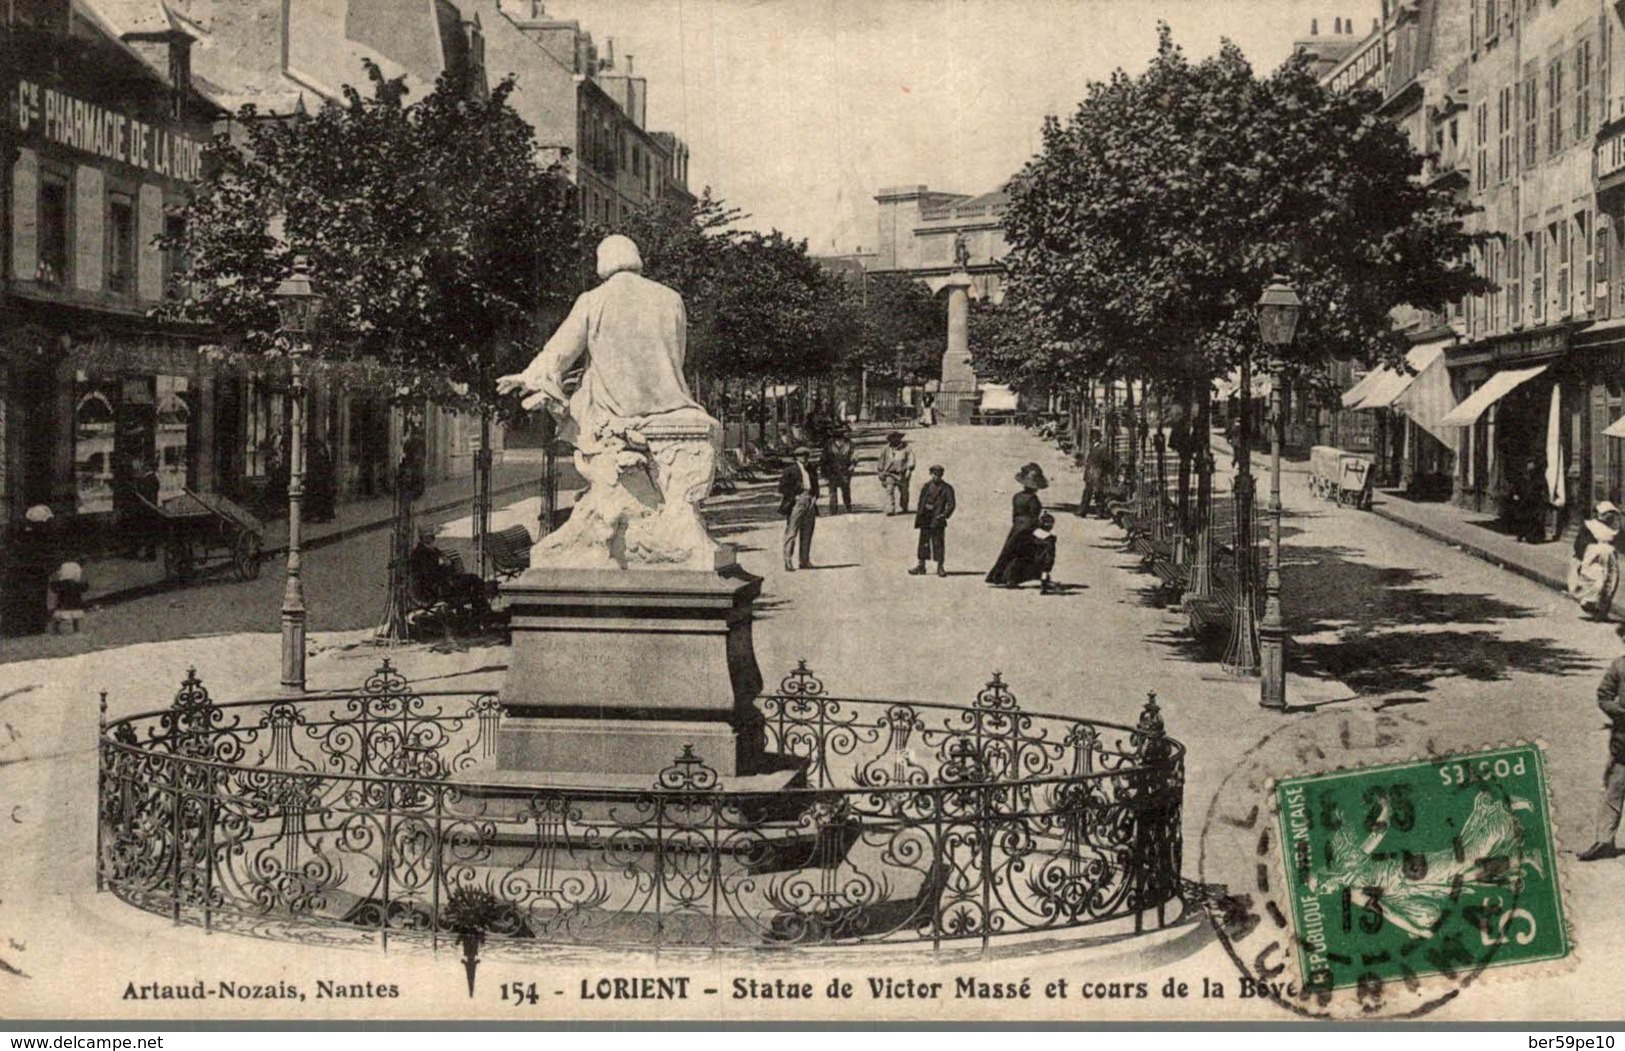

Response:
(74, 164), (104, 293)
(11, 149), (39, 282)
(1598, 214), (1612, 320)
(137, 185), (164, 302)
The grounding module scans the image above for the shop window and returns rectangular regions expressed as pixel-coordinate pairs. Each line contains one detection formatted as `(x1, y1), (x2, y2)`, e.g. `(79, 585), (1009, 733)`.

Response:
(107, 192), (136, 296)
(37, 170), (70, 288)
(243, 380), (282, 479)
(155, 376), (192, 501)
(72, 379), (117, 515)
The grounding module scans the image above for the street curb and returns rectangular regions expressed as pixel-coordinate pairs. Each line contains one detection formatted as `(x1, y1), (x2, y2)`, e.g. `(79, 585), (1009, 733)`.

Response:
(1368, 500), (1624, 625)
(89, 476), (543, 610)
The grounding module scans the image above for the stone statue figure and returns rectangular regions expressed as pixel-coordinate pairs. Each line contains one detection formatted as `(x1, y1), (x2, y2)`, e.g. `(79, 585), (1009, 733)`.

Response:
(953, 231), (971, 270)
(498, 235), (724, 572)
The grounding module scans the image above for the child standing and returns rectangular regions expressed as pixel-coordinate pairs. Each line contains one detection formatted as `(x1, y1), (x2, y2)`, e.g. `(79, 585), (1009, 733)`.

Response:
(50, 561), (87, 634)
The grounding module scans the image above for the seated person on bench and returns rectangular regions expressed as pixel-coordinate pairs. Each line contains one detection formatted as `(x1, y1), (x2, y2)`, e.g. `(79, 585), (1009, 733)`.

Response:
(409, 529), (489, 615)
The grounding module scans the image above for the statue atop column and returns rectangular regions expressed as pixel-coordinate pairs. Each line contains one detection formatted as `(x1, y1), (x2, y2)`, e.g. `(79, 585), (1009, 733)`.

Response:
(953, 231), (971, 271)
(498, 235), (724, 572)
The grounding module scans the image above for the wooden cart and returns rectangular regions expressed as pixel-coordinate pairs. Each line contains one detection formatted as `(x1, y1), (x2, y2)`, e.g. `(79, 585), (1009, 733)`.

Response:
(137, 488), (265, 583)
(1337, 454), (1374, 510)
(1309, 445), (1342, 500)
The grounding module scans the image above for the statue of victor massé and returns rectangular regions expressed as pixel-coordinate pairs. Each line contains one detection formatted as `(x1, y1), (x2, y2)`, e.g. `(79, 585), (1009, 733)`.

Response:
(498, 235), (726, 571)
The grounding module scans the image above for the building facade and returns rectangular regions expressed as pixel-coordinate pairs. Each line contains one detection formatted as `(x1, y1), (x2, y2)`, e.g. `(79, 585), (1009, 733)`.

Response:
(3, 0), (222, 555)
(1322, 0), (1625, 531)
(494, 0), (693, 226)
(871, 184), (1009, 303)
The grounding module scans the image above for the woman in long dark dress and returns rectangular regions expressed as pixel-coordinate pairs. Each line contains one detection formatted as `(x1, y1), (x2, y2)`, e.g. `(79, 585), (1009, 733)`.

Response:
(986, 463), (1057, 592)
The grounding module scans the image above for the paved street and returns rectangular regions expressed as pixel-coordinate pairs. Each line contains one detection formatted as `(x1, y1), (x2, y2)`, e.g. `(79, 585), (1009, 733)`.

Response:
(2, 423), (1622, 1019)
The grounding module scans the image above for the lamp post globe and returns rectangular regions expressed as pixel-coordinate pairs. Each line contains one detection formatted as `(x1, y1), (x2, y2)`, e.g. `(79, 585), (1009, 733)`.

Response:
(1256, 275), (1299, 712)
(272, 257), (324, 692)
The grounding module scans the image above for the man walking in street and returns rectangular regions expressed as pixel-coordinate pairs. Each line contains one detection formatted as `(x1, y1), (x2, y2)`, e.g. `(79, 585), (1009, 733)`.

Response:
(823, 425), (855, 515)
(1579, 631), (1625, 861)
(778, 446), (819, 571)
(1079, 428), (1114, 519)
(909, 465), (956, 577)
(878, 431), (915, 516)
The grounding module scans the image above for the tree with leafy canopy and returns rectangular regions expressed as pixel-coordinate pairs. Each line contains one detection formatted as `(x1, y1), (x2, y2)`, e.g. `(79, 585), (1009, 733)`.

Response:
(162, 61), (581, 634)
(1001, 25), (1488, 441)
(600, 195), (847, 432)
(849, 273), (945, 385)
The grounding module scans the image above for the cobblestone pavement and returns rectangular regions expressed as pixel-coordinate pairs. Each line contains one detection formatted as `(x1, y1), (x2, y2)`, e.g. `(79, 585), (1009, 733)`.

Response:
(2, 424), (1622, 1020)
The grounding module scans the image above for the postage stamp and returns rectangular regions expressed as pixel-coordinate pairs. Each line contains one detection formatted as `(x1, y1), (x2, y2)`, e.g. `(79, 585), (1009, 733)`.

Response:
(1273, 744), (1570, 996)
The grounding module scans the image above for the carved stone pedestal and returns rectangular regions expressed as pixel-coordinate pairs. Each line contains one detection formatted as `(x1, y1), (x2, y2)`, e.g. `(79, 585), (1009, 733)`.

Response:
(496, 562), (767, 781)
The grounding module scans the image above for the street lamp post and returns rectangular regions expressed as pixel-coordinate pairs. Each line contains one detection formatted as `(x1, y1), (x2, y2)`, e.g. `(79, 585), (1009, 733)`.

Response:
(1256, 275), (1301, 712)
(273, 259), (324, 692)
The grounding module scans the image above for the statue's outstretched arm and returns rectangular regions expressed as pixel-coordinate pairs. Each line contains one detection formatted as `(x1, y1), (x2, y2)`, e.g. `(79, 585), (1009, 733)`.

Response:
(498, 296), (589, 406)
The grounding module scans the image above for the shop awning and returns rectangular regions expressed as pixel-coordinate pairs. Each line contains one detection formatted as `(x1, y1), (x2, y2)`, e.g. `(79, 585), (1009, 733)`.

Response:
(1214, 366), (1273, 401)
(1393, 343), (1459, 453)
(1605, 415), (1625, 439)
(1340, 368), (1387, 408)
(1343, 342), (1450, 412)
(1438, 365), (1549, 427)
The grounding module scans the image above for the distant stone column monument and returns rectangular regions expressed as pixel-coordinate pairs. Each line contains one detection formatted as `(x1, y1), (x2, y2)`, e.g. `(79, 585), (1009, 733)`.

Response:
(938, 271), (978, 425)
(494, 236), (767, 784)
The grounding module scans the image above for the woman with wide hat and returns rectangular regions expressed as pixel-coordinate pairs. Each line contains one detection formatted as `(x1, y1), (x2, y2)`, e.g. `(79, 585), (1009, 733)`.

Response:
(986, 462), (1058, 593)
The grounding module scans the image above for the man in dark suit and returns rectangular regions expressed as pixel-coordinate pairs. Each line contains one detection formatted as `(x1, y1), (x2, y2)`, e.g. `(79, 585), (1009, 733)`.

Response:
(778, 445), (819, 571)
(909, 465), (956, 577)
(1079, 429), (1114, 519)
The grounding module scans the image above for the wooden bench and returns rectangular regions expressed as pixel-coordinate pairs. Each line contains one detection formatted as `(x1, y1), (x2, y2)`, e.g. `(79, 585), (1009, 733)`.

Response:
(1184, 513), (1256, 634)
(405, 549), (479, 640)
(487, 524), (533, 581)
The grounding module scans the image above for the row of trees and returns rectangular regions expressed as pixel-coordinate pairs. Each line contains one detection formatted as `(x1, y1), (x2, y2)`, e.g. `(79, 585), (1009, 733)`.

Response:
(973, 26), (1488, 456)
(161, 61), (944, 627)
(167, 64), (944, 437)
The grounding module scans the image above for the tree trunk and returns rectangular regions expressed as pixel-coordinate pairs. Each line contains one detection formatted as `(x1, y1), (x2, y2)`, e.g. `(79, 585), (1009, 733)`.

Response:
(475, 407), (492, 575)
(375, 401), (423, 643)
(1188, 383), (1215, 599)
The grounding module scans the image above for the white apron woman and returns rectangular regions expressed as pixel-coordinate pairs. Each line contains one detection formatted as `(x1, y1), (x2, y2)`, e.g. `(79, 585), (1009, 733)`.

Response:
(1568, 502), (1623, 621)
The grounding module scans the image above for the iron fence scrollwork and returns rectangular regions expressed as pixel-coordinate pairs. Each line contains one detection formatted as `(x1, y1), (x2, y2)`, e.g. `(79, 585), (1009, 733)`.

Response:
(98, 659), (1187, 953)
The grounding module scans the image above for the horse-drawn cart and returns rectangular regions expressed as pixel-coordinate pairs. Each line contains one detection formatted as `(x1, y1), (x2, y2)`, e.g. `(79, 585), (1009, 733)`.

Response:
(1308, 445), (1374, 509)
(137, 488), (265, 583)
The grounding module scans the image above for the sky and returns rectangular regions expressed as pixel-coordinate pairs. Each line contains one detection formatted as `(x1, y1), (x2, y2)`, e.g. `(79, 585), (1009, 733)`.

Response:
(542, 0), (1383, 254)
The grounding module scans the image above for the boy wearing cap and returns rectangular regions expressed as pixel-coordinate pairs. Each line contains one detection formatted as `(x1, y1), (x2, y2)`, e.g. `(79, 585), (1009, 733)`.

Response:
(909, 466), (956, 577)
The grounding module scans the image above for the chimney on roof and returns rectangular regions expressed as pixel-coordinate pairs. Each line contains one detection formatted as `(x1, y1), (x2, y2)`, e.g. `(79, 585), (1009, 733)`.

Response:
(626, 54), (634, 74)
(605, 36), (615, 67)
(1373, 17), (1379, 32)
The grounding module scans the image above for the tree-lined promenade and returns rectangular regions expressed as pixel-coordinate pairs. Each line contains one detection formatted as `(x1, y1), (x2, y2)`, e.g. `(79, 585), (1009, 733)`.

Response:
(976, 25), (1487, 467)
(165, 65), (943, 453)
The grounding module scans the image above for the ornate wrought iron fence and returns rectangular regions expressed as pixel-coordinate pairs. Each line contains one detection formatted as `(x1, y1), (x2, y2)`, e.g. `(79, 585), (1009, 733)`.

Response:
(99, 660), (1186, 952)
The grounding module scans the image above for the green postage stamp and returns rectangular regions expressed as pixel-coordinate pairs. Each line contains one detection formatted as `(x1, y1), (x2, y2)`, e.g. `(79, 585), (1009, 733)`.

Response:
(1275, 744), (1570, 994)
